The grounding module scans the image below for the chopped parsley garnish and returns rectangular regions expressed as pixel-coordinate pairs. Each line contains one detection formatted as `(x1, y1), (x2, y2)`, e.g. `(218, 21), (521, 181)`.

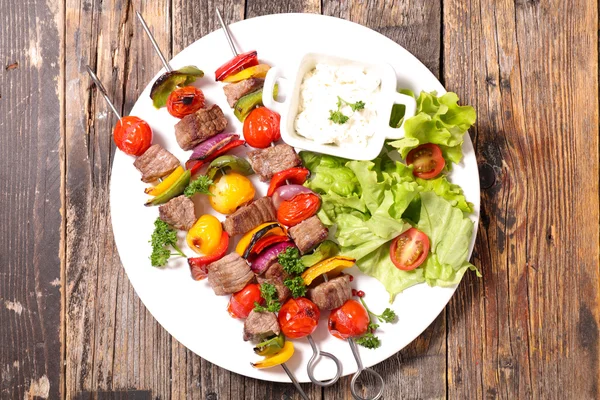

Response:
(329, 110), (350, 125)
(328, 96), (365, 125)
(284, 276), (307, 298)
(149, 218), (185, 267)
(337, 96), (365, 111)
(254, 283), (281, 313)
(277, 247), (306, 275)
(355, 333), (381, 349)
(355, 297), (398, 349)
(184, 175), (213, 197)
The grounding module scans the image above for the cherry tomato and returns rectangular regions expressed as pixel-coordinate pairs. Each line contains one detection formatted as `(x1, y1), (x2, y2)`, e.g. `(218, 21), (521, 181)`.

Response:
(228, 283), (263, 319)
(278, 297), (320, 339)
(166, 86), (205, 118)
(406, 143), (445, 179)
(389, 228), (430, 271)
(277, 193), (320, 227)
(328, 299), (369, 340)
(243, 107), (281, 148)
(112, 116), (152, 156)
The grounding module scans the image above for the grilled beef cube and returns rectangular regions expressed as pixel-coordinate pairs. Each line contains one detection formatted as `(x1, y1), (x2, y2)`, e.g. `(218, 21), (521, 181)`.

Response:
(289, 216), (328, 254)
(257, 262), (291, 303)
(248, 144), (301, 181)
(158, 196), (196, 231)
(308, 275), (352, 311)
(133, 144), (180, 183)
(174, 104), (228, 150)
(207, 253), (254, 296)
(243, 310), (280, 342)
(222, 197), (277, 236)
(223, 78), (265, 107)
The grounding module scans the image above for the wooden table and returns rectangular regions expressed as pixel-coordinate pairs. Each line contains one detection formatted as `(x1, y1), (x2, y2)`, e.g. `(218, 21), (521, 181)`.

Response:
(1, 0), (598, 398)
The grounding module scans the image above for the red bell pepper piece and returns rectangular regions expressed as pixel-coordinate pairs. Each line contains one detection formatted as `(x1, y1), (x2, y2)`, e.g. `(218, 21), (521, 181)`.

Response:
(188, 231), (230, 280)
(215, 50), (259, 81)
(250, 234), (289, 256)
(187, 140), (246, 176)
(267, 167), (311, 196)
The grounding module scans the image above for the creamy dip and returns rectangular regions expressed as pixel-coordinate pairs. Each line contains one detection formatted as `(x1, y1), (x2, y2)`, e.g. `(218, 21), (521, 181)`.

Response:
(294, 63), (381, 147)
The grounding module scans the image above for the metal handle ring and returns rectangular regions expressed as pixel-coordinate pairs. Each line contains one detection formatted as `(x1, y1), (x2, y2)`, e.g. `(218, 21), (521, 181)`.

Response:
(306, 335), (342, 387)
(348, 339), (384, 400)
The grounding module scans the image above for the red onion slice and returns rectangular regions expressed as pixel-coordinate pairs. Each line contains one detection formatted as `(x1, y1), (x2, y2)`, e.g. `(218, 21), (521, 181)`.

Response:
(189, 133), (239, 160)
(272, 185), (316, 209)
(250, 241), (295, 274)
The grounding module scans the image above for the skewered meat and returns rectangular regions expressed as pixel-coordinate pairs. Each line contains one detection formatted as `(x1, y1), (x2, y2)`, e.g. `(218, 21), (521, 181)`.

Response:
(207, 253), (254, 295)
(257, 262), (291, 303)
(288, 215), (328, 254)
(133, 144), (180, 183)
(243, 310), (280, 342)
(308, 275), (352, 311)
(174, 104), (228, 150)
(247, 144), (301, 181)
(223, 78), (264, 107)
(222, 197), (277, 236)
(158, 195), (196, 230)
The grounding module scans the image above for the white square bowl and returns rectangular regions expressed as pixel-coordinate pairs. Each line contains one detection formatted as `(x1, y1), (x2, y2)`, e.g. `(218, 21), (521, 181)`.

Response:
(262, 52), (416, 160)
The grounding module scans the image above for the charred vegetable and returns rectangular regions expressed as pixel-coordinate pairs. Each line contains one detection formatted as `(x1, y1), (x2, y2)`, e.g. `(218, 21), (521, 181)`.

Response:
(206, 155), (254, 180)
(150, 66), (204, 108)
(233, 85), (278, 122)
(145, 170), (191, 206)
(253, 334), (285, 356)
(215, 50), (258, 81)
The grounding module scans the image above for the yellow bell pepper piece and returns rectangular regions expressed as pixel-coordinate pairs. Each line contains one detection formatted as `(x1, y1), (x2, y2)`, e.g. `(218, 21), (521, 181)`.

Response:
(301, 256), (356, 286)
(145, 166), (184, 196)
(223, 64), (271, 83)
(251, 341), (294, 369)
(235, 222), (284, 255)
(187, 215), (223, 255)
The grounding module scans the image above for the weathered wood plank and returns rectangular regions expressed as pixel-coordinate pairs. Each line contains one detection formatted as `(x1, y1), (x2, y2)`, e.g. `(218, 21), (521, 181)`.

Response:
(64, 1), (172, 398)
(321, 1), (446, 399)
(0, 0), (62, 399)
(444, 0), (600, 398)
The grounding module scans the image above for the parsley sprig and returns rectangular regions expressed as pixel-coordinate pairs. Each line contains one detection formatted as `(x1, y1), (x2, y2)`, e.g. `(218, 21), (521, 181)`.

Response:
(277, 247), (306, 275)
(354, 297), (398, 349)
(328, 96), (365, 125)
(284, 276), (307, 298)
(184, 175), (213, 197)
(254, 283), (281, 313)
(150, 218), (185, 267)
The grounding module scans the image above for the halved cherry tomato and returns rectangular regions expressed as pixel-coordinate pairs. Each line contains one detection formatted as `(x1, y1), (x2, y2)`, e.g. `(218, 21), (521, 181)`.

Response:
(113, 116), (152, 156)
(243, 107), (281, 148)
(406, 143), (445, 179)
(328, 299), (370, 340)
(215, 50), (258, 81)
(277, 193), (320, 227)
(166, 86), (205, 118)
(278, 297), (320, 339)
(188, 231), (229, 280)
(267, 167), (310, 196)
(389, 228), (430, 271)
(187, 140), (245, 175)
(228, 283), (263, 319)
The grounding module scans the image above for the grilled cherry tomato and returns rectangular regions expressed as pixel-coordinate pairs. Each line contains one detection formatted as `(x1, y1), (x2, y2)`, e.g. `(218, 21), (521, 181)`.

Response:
(277, 193), (320, 227)
(328, 299), (369, 340)
(188, 232), (229, 280)
(228, 283), (263, 319)
(390, 228), (430, 271)
(243, 107), (281, 148)
(267, 167), (310, 196)
(166, 86), (205, 118)
(215, 50), (259, 81)
(406, 143), (445, 179)
(209, 172), (256, 215)
(113, 116), (152, 156)
(186, 215), (223, 255)
(278, 297), (320, 339)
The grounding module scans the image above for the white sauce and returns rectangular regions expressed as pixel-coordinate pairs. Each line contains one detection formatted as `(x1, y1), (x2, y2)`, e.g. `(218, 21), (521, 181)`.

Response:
(294, 63), (381, 147)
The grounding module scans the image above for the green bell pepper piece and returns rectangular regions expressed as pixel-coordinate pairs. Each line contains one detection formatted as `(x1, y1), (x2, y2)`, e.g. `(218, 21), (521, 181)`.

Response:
(145, 170), (191, 206)
(233, 84), (279, 122)
(206, 155), (254, 180)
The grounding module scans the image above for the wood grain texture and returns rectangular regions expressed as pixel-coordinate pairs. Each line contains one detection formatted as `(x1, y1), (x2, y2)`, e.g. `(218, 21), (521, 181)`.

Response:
(444, 0), (600, 399)
(0, 0), (62, 399)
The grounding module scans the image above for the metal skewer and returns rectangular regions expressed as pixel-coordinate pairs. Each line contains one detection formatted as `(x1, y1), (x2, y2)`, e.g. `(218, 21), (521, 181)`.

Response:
(85, 65), (122, 119)
(215, 8), (315, 398)
(348, 338), (384, 400)
(136, 11), (173, 72)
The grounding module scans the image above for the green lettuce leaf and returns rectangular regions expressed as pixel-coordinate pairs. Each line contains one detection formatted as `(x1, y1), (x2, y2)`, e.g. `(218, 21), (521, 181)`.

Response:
(300, 151), (360, 197)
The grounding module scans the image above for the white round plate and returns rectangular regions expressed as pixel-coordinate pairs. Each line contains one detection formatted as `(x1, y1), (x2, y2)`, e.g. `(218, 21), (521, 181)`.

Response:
(110, 13), (480, 383)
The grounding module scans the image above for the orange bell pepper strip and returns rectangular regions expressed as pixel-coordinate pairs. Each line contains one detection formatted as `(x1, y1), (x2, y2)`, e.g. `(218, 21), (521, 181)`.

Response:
(301, 256), (356, 286)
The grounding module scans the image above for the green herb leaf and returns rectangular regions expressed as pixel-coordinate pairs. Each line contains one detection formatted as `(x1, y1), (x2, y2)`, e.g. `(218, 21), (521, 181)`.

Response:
(378, 308), (397, 323)
(355, 333), (381, 349)
(150, 218), (185, 267)
(278, 247), (306, 275)
(329, 110), (349, 125)
(254, 283), (281, 313)
(351, 100), (365, 111)
(284, 276), (307, 298)
(184, 175), (213, 197)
